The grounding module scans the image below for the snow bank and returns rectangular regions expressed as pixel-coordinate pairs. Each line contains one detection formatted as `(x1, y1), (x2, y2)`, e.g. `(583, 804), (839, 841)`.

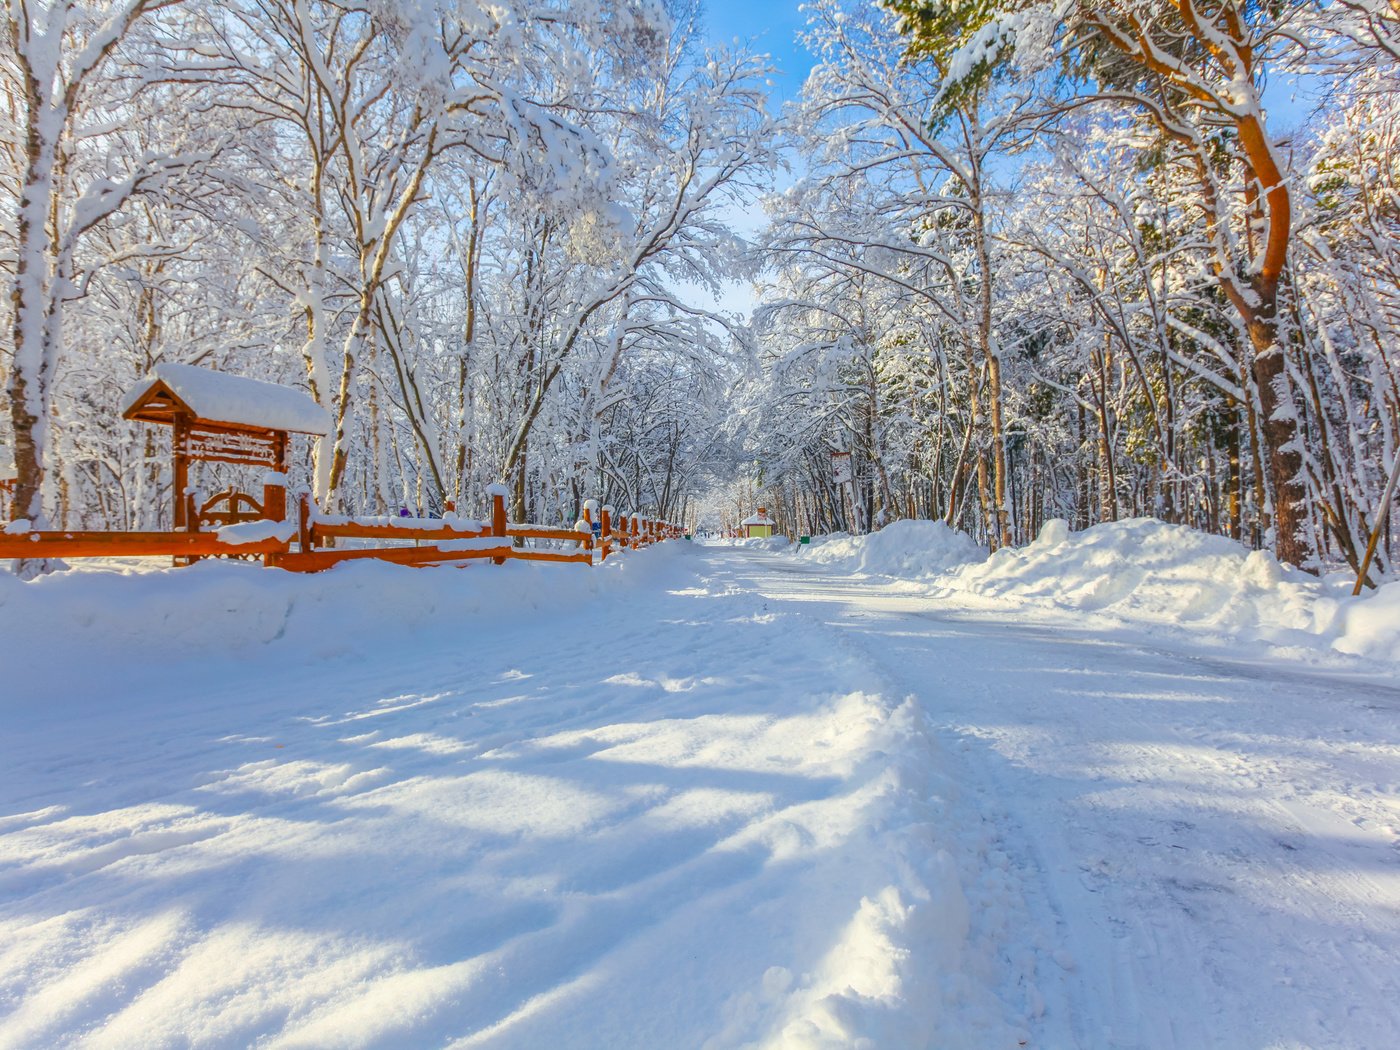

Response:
(793, 517), (1400, 665)
(799, 519), (983, 578)
(741, 535), (792, 552)
(944, 517), (1339, 642)
(0, 542), (696, 700)
(1332, 579), (1400, 662)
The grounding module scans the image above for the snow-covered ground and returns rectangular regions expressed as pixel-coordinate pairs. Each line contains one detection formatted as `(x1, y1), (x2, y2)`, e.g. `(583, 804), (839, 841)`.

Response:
(2, 528), (1398, 1048)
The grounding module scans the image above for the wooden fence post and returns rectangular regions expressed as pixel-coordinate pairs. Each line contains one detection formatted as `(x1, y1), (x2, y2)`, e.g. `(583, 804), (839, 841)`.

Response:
(262, 472), (287, 527)
(260, 472), (288, 567)
(580, 501), (597, 565)
(601, 505), (613, 561)
(297, 491), (313, 552)
(487, 483), (510, 565)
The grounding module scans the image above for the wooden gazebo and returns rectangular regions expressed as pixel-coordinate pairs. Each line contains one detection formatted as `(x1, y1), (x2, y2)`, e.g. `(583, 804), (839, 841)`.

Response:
(121, 363), (329, 531)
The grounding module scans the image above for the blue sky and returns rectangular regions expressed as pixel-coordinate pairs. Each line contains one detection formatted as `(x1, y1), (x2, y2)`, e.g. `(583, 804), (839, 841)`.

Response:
(668, 0), (815, 318)
(686, 1), (1325, 320)
(701, 0), (815, 103)
(697, 0), (1322, 127)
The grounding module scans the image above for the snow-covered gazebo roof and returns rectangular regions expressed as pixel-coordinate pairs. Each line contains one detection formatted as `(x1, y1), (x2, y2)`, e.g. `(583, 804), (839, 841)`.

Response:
(741, 510), (773, 527)
(121, 363), (330, 435)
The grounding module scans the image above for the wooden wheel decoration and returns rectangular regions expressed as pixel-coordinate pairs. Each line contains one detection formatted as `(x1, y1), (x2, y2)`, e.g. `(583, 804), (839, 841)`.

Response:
(197, 488), (266, 528)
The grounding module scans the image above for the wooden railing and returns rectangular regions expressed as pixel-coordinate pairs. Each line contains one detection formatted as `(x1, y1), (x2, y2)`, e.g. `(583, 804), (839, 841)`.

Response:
(0, 528), (289, 560)
(580, 502), (685, 560)
(0, 484), (684, 573)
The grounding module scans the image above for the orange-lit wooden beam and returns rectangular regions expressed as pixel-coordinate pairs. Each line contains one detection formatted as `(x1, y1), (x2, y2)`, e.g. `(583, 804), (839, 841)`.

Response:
(505, 526), (590, 543)
(311, 522), (488, 543)
(0, 531), (287, 559)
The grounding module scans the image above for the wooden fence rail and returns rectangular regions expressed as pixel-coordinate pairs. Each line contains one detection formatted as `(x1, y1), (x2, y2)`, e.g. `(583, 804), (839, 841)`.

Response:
(0, 529), (288, 560)
(1, 486), (684, 573)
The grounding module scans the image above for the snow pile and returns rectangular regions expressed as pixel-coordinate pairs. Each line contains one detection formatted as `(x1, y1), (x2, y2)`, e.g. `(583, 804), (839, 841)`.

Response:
(717, 694), (1034, 1050)
(739, 535), (792, 552)
(216, 519), (297, 545)
(799, 518), (984, 578)
(943, 517), (1337, 643)
(794, 516), (1400, 665)
(1332, 579), (1400, 662)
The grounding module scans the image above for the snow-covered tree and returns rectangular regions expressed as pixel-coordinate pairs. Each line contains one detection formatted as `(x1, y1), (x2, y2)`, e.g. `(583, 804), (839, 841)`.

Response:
(2, 0), (202, 544)
(883, 0), (1317, 564)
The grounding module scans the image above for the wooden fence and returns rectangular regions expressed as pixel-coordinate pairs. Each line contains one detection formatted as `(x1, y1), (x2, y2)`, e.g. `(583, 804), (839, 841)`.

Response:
(0, 485), (683, 572)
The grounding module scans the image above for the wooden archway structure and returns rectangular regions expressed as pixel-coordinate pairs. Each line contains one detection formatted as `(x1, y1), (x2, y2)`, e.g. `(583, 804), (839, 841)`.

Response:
(121, 363), (329, 532)
(3, 363), (688, 571)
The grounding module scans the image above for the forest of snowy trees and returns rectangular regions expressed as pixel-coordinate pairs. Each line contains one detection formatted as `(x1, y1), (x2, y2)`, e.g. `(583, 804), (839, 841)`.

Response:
(747, 0), (1399, 577)
(1, 0), (769, 538)
(2, 0), (1398, 576)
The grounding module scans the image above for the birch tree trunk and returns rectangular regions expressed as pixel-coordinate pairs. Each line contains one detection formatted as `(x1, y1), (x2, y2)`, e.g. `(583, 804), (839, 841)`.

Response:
(4, 0), (167, 559)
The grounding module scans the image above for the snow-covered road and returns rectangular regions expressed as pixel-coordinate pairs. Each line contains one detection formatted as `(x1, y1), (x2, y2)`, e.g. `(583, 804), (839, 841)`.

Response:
(713, 547), (1400, 1050)
(2, 543), (1398, 1048)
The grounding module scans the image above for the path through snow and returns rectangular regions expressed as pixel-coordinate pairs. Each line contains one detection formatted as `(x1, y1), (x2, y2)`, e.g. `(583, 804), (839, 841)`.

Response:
(2, 543), (1398, 1048)
(714, 547), (1400, 1050)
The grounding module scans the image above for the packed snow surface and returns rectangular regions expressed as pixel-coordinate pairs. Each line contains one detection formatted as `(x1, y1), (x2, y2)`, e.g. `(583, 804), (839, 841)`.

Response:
(2, 524), (1398, 1048)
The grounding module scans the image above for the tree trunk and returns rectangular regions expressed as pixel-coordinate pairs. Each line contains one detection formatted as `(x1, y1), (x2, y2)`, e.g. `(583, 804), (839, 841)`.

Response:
(1076, 402), (1091, 530)
(7, 55), (56, 531)
(1248, 307), (1308, 565)
(972, 197), (1011, 549)
(1226, 411), (1242, 541)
